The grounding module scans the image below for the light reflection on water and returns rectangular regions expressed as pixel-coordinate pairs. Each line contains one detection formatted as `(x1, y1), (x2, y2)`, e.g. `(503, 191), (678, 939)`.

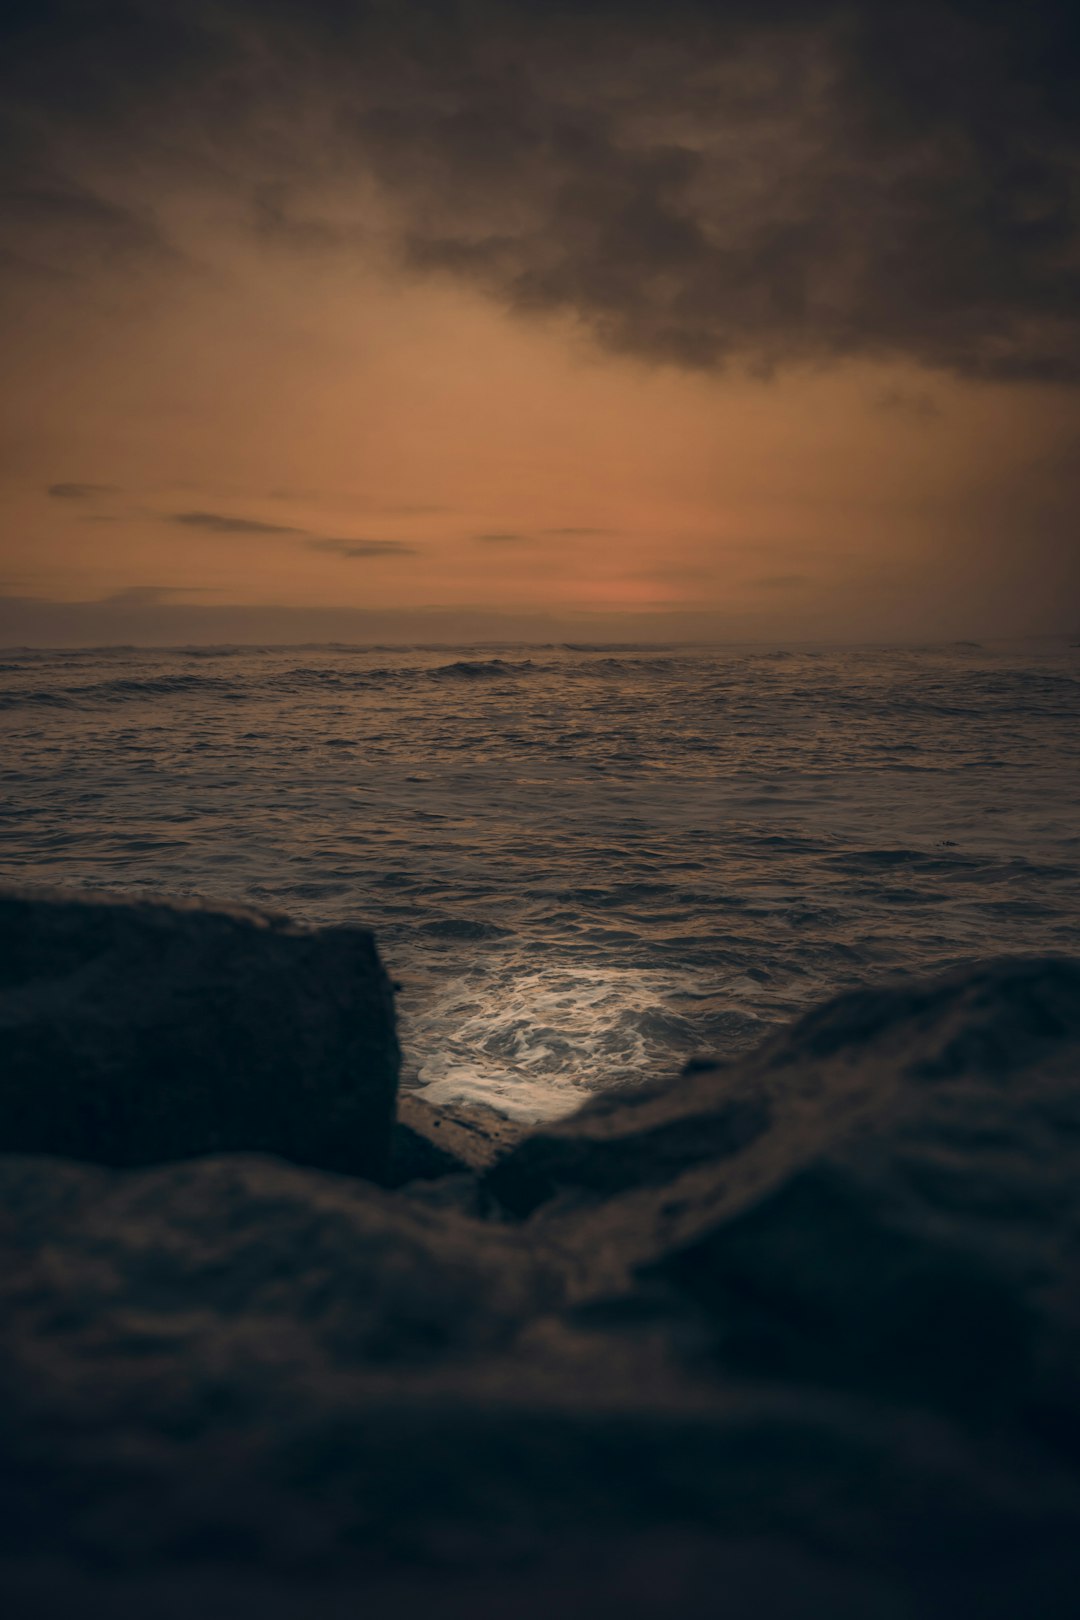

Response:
(2, 639), (1078, 1117)
(406, 962), (749, 1121)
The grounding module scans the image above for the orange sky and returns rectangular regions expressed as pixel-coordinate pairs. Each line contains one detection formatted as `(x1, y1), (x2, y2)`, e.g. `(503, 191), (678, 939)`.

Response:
(1, 1), (1078, 644)
(3, 241), (1077, 643)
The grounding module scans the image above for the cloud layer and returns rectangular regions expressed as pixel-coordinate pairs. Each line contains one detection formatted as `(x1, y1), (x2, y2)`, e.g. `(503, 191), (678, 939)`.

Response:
(2, 0), (1078, 383)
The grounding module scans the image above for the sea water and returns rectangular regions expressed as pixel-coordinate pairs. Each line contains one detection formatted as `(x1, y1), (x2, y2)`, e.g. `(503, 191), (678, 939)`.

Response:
(2, 640), (1078, 1119)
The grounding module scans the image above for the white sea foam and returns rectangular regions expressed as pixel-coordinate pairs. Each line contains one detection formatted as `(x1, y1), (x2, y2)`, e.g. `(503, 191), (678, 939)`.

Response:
(407, 963), (715, 1120)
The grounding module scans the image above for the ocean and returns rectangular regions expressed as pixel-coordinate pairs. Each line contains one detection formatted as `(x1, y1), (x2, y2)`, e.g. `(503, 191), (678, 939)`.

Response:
(2, 639), (1078, 1120)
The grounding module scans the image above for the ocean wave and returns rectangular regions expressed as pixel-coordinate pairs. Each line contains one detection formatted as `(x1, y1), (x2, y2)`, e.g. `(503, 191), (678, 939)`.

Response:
(0, 688), (77, 710)
(565, 655), (681, 676)
(562, 642), (674, 653)
(427, 658), (536, 681)
(265, 657), (539, 691)
(0, 673), (247, 709)
(172, 646), (248, 659)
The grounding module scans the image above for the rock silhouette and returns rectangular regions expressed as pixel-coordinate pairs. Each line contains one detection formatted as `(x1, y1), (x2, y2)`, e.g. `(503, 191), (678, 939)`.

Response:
(0, 886), (399, 1179)
(1, 887), (1080, 1617)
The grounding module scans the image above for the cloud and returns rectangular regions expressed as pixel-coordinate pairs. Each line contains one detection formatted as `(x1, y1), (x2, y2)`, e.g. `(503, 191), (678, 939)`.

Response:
(167, 513), (415, 554)
(343, 0), (1080, 383)
(6, 182), (165, 246)
(306, 538), (418, 558)
(48, 482), (119, 499)
(0, 127), (183, 278)
(99, 585), (206, 606)
(169, 511), (306, 536)
(474, 532), (531, 545)
(631, 564), (715, 584)
(3, 2), (1080, 382)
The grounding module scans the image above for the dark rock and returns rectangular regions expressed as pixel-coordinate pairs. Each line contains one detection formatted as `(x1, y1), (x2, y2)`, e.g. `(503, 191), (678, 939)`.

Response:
(485, 1073), (771, 1216)
(388, 1093), (528, 1187)
(4, 1147), (1080, 1620)
(637, 958), (1080, 1426)
(3, 953), (1080, 1617)
(0, 886), (399, 1179)
(0, 1152), (562, 1374)
(531, 958), (1080, 1429)
(489, 954), (1080, 1226)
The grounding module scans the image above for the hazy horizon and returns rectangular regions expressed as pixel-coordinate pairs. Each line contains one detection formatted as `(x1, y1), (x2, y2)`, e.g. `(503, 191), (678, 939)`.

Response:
(3, 599), (1079, 651)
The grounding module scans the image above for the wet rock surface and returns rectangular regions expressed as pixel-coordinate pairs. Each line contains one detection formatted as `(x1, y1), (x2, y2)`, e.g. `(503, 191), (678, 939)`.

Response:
(0, 886), (399, 1180)
(387, 1093), (527, 1186)
(2, 890), (1080, 1617)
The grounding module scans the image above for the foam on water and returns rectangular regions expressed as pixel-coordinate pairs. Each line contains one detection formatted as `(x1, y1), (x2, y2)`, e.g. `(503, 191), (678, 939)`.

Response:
(407, 962), (724, 1120)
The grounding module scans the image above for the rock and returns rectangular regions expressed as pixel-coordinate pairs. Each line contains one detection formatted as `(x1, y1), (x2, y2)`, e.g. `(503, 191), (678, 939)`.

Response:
(522, 958), (1080, 1429)
(0, 885), (399, 1179)
(637, 957), (1080, 1426)
(485, 1070), (772, 1216)
(3, 954), (1080, 1618)
(4, 1148), (1080, 1620)
(0, 1151), (562, 1374)
(488, 954), (1080, 1227)
(388, 1093), (528, 1186)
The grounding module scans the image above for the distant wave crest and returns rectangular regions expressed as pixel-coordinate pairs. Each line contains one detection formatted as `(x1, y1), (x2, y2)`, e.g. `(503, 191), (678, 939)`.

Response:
(0, 673), (246, 710)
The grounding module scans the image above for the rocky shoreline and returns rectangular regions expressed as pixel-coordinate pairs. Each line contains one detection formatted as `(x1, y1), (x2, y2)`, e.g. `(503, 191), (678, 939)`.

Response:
(2, 887), (1080, 1617)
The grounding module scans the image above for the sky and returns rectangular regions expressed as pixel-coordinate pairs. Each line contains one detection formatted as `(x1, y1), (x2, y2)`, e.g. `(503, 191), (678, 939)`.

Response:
(1, 0), (1078, 645)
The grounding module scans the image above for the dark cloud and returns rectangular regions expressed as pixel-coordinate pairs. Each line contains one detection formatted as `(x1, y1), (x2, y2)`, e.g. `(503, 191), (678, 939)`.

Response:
(169, 511), (306, 536)
(5, 182), (168, 252)
(0, 117), (183, 278)
(474, 532), (530, 544)
(306, 538), (418, 557)
(2, 2), (1079, 381)
(48, 482), (119, 499)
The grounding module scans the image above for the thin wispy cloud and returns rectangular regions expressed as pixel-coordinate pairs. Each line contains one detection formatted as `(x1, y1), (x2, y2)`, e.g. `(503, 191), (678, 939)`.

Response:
(167, 511), (415, 556)
(48, 482), (119, 500)
(99, 585), (207, 606)
(306, 538), (418, 558)
(264, 490), (452, 516)
(170, 511), (306, 536)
